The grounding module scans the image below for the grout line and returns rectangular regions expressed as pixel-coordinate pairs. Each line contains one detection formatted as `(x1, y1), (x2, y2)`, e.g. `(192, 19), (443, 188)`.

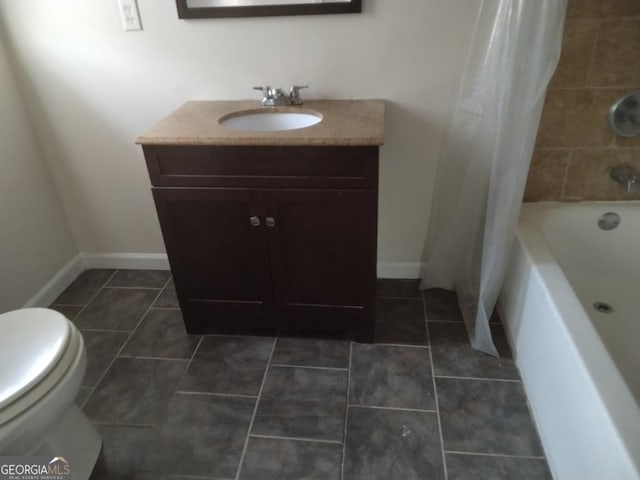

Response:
(547, 85), (635, 91)
(157, 333), (206, 436)
(76, 271), (545, 476)
(376, 295), (423, 300)
(584, 17), (602, 89)
(117, 354), (194, 362)
(269, 363), (348, 372)
(69, 269), (118, 321)
(347, 404), (437, 414)
(50, 303), (86, 308)
(423, 293), (448, 480)
(250, 434), (343, 446)
(82, 278), (167, 406)
(234, 336), (278, 480)
(434, 375), (521, 383)
(78, 328), (133, 334)
(526, 146), (571, 151)
(370, 342), (429, 349)
(94, 268), (119, 289)
(340, 341), (353, 480)
(175, 390), (257, 400)
(76, 387), (93, 410)
(116, 283), (171, 356)
(174, 335), (204, 393)
(200, 332), (278, 339)
(426, 319), (465, 324)
(543, 144), (634, 150)
(426, 319), (502, 325)
(103, 285), (164, 291)
(150, 275), (178, 309)
(519, 376), (551, 466)
(71, 270), (122, 403)
(444, 450), (546, 460)
(159, 275), (175, 292)
(88, 420), (158, 428)
(560, 148), (573, 199)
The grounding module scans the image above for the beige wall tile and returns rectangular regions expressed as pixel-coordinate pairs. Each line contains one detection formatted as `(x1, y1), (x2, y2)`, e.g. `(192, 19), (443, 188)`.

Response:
(563, 148), (640, 200)
(523, 149), (570, 201)
(527, 1), (640, 202)
(536, 89), (615, 147)
(567, 0), (601, 19)
(600, 0), (640, 17)
(567, 0), (640, 18)
(614, 133), (640, 147)
(550, 19), (600, 88)
(588, 18), (640, 87)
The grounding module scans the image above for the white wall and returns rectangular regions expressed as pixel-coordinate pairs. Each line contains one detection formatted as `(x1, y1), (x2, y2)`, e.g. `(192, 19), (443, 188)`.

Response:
(0, 0), (479, 270)
(0, 35), (77, 312)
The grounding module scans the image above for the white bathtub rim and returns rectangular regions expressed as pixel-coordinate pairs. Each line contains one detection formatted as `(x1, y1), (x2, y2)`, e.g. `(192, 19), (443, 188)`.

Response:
(515, 201), (640, 475)
(518, 205), (635, 406)
(519, 201), (639, 407)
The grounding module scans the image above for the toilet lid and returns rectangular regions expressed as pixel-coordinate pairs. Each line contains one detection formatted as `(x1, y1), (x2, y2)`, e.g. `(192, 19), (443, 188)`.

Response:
(0, 308), (71, 410)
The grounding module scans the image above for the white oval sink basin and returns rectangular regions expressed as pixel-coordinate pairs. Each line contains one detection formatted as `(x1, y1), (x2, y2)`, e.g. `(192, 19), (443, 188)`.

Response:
(219, 110), (322, 132)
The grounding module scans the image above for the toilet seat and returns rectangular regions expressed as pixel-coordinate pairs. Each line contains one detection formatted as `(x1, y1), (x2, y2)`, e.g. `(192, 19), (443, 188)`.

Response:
(0, 307), (101, 479)
(0, 308), (80, 426)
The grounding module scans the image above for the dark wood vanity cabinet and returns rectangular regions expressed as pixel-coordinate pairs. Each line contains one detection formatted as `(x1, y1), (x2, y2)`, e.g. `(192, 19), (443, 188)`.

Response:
(143, 145), (378, 342)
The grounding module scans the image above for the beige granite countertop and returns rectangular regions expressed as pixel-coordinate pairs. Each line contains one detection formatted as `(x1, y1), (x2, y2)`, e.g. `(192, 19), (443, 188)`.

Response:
(136, 99), (385, 146)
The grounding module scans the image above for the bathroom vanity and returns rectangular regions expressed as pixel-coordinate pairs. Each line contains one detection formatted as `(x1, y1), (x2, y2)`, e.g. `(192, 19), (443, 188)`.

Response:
(137, 100), (384, 342)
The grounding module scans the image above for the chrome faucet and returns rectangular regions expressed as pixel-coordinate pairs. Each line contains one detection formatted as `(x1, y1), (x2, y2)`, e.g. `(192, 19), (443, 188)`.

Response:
(287, 85), (307, 105)
(253, 85), (308, 106)
(610, 164), (639, 193)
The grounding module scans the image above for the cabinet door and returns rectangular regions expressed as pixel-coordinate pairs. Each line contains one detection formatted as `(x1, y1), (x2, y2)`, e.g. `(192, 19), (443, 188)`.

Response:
(153, 188), (274, 318)
(264, 189), (377, 333)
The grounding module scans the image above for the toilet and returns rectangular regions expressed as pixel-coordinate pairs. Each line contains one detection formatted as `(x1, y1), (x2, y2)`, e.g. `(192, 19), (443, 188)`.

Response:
(0, 308), (101, 479)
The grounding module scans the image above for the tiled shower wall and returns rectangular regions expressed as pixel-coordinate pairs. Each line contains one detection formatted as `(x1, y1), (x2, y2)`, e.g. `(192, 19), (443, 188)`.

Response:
(523, 0), (640, 202)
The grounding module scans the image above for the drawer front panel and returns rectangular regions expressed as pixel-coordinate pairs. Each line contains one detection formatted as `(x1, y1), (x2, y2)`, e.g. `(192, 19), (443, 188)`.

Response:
(143, 145), (378, 189)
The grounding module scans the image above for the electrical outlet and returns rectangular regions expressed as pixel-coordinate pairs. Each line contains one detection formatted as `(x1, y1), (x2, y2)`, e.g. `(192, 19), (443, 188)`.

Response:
(118, 0), (142, 31)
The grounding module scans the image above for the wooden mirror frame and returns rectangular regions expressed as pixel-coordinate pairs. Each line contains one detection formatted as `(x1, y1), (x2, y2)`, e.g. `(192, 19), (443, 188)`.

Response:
(175, 0), (361, 19)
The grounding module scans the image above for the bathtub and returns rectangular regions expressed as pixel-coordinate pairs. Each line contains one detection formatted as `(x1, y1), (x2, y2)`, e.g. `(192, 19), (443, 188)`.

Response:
(500, 202), (640, 480)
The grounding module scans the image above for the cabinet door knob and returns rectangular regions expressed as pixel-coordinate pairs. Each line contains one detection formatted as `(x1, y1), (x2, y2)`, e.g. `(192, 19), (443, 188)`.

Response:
(249, 216), (261, 227)
(265, 217), (276, 227)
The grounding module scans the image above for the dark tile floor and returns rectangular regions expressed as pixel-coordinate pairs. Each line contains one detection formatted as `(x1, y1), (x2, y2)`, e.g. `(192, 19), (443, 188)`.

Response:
(51, 270), (551, 480)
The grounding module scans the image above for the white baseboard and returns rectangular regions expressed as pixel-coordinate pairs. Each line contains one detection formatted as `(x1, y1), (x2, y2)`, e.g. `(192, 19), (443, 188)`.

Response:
(81, 252), (170, 270)
(83, 255), (422, 279)
(24, 254), (85, 308)
(23, 254), (422, 309)
(23, 253), (169, 308)
(377, 262), (424, 279)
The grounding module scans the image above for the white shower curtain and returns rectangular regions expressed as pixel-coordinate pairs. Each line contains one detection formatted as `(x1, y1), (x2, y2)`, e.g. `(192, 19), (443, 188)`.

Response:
(421, 0), (567, 355)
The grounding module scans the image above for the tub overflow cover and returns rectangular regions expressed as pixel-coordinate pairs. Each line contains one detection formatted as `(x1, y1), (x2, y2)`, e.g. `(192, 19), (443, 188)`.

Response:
(597, 212), (620, 231)
(593, 302), (613, 314)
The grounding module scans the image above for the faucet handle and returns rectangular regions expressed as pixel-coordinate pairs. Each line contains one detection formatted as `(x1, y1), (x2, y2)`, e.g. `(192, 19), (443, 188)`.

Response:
(253, 86), (271, 97)
(254, 86), (275, 106)
(288, 85), (308, 105)
(289, 85), (309, 97)
(289, 85), (309, 94)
